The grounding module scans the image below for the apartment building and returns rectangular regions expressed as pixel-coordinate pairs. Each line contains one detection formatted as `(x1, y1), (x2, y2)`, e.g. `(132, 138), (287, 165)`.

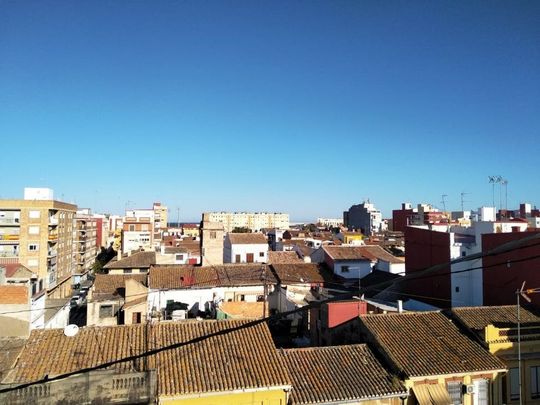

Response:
(203, 212), (289, 232)
(0, 188), (76, 298)
(122, 216), (153, 252)
(126, 202), (168, 247)
(73, 209), (98, 284)
(343, 201), (385, 236)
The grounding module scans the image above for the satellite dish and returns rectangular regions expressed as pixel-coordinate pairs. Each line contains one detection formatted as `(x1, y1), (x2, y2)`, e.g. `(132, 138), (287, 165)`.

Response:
(63, 324), (79, 337)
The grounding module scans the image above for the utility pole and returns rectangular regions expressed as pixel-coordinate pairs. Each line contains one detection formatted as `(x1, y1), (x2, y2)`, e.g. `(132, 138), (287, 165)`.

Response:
(261, 265), (268, 318)
(516, 282), (539, 405)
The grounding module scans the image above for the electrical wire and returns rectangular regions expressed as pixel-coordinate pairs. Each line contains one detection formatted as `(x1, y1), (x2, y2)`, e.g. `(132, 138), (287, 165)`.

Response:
(1, 232), (540, 394)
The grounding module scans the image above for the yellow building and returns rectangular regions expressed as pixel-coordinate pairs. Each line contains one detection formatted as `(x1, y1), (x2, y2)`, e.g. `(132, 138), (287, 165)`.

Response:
(452, 305), (540, 404)
(0, 191), (77, 298)
(359, 311), (507, 405)
(342, 231), (364, 245)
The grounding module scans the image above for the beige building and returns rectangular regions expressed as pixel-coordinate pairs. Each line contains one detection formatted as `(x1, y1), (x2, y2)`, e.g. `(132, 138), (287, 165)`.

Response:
(200, 220), (224, 266)
(0, 190), (77, 298)
(73, 210), (98, 283)
(203, 211), (289, 232)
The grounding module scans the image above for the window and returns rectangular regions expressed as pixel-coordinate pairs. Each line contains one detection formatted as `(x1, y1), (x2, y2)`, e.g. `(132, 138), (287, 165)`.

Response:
(461, 251), (467, 257)
(455, 286), (460, 293)
(29, 210), (40, 219)
(210, 231), (216, 239)
(132, 312), (142, 324)
(446, 381), (462, 405)
(129, 225), (135, 231)
(235, 254), (241, 263)
(259, 252), (264, 257)
(28, 244), (39, 252)
(175, 254), (184, 261)
(141, 224), (148, 231)
(28, 226), (40, 235)
(509, 367), (520, 401)
(532, 366), (540, 399)
(27, 259), (38, 267)
(99, 304), (114, 318)
(341, 265), (350, 273)
(123, 269), (132, 274)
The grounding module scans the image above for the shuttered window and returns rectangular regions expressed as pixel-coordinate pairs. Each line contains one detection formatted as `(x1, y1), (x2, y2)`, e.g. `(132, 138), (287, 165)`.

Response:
(447, 381), (462, 405)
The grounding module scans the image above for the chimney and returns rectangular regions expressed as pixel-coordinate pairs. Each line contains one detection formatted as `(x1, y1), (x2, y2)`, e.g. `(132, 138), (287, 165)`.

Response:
(117, 248), (122, 261)
(397, 300), (403, 313)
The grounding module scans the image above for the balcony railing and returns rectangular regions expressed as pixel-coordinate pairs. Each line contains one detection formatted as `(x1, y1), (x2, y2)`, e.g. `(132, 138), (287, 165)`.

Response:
(48, 217), (58, 225)
(0, 251), (19, 258)
(48, 233), (58, 241)
(0, 218), (20, 226)
(48, 250), (58, 257)
(0, 234), (20, 241)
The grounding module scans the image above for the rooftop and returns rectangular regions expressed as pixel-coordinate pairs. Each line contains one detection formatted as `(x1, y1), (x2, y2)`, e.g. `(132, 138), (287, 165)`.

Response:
(451, 305), (540, 330)
(93, 274), (148, 299)
(149, 264), (276, 290)
(103, 251), (156, 270)
(281, 344), (407, 404)
(267, 251), (303, 264)
(324, 245), (404, 263)
(270, 263), (331, 284)
(0, 285), (28, 305)
(4, 320), (292, 398)
(227, 233), (267, 245)
(359, 311), (506, 378)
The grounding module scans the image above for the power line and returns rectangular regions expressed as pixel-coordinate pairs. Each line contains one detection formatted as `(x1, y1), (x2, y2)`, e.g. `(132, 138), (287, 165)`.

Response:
(2, 233), (540, 394)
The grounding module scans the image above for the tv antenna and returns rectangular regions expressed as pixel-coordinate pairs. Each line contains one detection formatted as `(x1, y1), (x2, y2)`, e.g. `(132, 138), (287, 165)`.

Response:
(460, 192), (470, 212)
(488, 176), (502, 208)
(440, 194), (448, 212)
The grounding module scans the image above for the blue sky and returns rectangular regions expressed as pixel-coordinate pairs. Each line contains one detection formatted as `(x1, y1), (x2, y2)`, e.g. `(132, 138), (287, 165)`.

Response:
(1, 1), (539, 221)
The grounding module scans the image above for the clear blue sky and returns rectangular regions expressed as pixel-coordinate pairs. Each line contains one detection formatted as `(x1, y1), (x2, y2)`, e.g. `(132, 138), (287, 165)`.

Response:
(1, 1), (539, 221)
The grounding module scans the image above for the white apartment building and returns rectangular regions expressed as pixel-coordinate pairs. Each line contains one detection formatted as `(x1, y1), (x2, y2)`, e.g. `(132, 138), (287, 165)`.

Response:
(203, 212), (289, 233)
(316, 218), (343, 228)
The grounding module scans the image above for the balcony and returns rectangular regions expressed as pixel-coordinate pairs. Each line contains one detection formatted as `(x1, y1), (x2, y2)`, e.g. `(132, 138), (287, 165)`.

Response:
(0, 234), (20, 242)
(49, 217), (58, 226)
(48, 233), (58, 241)
(0, 251), (19, 258)
(0, 218), (20, 226)
(48, 250), (58, 257)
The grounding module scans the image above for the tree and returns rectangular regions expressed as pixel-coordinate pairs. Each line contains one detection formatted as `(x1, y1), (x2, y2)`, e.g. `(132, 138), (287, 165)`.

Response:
(231, 227), (251, 233)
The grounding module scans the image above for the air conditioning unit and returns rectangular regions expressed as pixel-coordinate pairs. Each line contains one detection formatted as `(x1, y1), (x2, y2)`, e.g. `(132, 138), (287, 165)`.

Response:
(463, 384), (476, 394)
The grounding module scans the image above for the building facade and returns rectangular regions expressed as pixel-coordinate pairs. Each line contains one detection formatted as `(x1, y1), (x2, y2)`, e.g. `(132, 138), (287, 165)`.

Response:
(0, 189), (77, 298)
(73, 210), (98, 284)
(343, 202), (384, 236)
(203, 212), (289, 233)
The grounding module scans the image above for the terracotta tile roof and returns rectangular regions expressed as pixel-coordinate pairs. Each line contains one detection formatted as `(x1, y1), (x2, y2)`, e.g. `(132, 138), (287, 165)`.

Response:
(219, 302), (267, 319)
(0, 338), (26, 382)
(359, 311), (506, 378)
(176, 240), (201, 255)
(93, 274), (148, 299)
(104, 251), (156, 269)
(451, 305), (540, 330)
(149, 264), (276, 290)
(271, 263), (332, 284)
(360, 270), (401, 288)
(282, 344), (407, 404)
(5, 320), (292, 397)
(324, 245), (403, 263)
(267, 251), (303, 264)
(0, 263), (33, 279)
(227, 233), (267, 245)
(0, 285), (28, 305)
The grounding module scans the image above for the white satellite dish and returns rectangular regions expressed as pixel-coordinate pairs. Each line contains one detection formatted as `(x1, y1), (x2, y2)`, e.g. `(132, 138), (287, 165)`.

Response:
(63, 324), (79, 337)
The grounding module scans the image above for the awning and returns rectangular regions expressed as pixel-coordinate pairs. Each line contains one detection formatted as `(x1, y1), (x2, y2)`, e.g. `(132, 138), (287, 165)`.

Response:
(412, 383), (452, 405)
